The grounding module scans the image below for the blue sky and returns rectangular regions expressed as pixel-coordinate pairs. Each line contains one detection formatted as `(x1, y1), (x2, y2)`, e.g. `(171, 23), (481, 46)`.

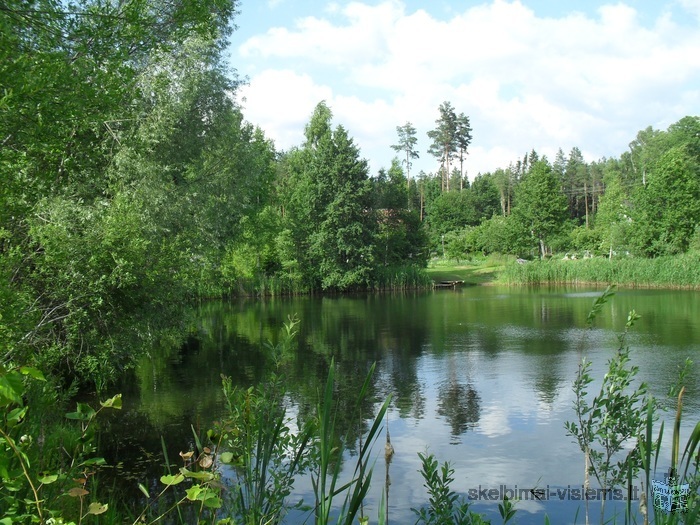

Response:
(227, 0), (700, 178)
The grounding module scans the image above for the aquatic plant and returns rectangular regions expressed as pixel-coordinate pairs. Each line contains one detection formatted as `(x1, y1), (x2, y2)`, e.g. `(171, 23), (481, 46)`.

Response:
(411, 452), (497, 525)
(566, 287), (652, 524)
(0, 363), (119, 523)
(500, 252), (700, 288)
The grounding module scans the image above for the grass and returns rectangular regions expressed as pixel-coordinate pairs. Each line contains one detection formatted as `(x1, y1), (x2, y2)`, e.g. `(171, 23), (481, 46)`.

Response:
(499, 252), (700, 289)
(426, 254), (510, 285)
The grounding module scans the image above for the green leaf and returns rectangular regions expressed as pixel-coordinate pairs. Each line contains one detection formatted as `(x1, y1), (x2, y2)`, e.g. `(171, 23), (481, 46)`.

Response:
(100, 393), (122, 409)
(80, 457), (107, 467)
(19, 367), (46, 381)
(6, 407), (27, 427)
(138, 483), (150, 498)
(185, 485), (220, 507)
(0, 372), (24, 406)
(180, 467), (215, 481)
(185, 485), (203, 501)
(38, 474), (59, 484)
(66, 403), (96, 421)
(203, 495), (222, 508)
(219, 451), (234, 464)
(160, 473), (185, 486)
(87, 502), (108, 515)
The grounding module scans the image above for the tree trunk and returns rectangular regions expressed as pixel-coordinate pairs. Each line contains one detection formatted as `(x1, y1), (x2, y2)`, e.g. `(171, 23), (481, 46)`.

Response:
(405, 150), (410, 190)
(420, 190), (424, 222)
(584, 180), (589, 228)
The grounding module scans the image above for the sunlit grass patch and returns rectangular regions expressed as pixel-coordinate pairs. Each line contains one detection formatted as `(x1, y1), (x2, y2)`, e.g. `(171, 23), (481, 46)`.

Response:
(426, 257), (507, 285)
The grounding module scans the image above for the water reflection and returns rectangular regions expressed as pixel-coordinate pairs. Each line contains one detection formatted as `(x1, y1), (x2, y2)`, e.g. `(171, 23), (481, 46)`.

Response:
(103, 286), (700, 525)
(437, 381), (480, 440)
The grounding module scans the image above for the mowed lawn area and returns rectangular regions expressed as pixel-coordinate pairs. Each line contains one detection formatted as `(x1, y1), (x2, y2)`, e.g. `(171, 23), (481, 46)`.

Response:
(425, 257), (507, 285)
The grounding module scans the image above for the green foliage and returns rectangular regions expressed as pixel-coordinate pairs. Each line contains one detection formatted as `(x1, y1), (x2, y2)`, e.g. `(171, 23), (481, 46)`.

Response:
(630, 146), (700, 257)
(469, 175), (501, 221)
(130, 317), (306, 525)
(422, 116), (699, 264)
(426, 102), (471, 192)
(17, 194), (192, 385)
(312, 359), (391, 525)
(1, 364), (119, 524)
(216, 372), (312, 522)
(1, 0), (255, 386)
(565, 290), (652, 524)
(411, 452), (492, 525)
(426, 191), (481, 248)
(372, 159), (429, 269)
(594, 161), (633, 258)
(283, 103), (377, 291)
(371, 265), (433, 291)
(500, 252), (700, 288)
(568, 225), (603, 255)
(511, 160), (569, 259)
(392, 122), (420, 180)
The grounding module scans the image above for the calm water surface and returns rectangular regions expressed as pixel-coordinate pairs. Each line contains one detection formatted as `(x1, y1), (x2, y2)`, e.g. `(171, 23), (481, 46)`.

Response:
(108, 286), (700, 524)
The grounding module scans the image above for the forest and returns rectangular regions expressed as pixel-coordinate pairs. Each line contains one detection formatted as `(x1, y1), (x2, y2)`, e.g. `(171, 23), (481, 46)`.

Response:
(2, 2), (700, 523)
(2, 0), (700, 386)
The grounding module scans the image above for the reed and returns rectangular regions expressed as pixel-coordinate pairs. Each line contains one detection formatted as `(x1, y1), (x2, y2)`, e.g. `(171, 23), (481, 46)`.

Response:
(370, 265), (433, 291)
(640, 377), (700, 525)
(312, 359), (391, 525)
(500, 252), (700, 288)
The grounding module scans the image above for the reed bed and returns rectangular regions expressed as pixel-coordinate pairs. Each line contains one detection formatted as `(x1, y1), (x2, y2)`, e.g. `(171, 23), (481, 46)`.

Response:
(500, 252), (700, 288)
(224, 265), (433, 297)
(369, 265), (434, 291)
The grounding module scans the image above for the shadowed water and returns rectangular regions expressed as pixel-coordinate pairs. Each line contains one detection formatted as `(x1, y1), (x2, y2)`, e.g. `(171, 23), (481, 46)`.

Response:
(104, 286), (700, 524)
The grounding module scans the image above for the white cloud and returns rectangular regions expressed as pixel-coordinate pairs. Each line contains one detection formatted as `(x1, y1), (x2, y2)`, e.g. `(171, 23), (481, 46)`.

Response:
(477, 403), (512, 438)
(678, 0), (700, 19)
(234, 0), (700, 176)
(237, 70), (334, 149)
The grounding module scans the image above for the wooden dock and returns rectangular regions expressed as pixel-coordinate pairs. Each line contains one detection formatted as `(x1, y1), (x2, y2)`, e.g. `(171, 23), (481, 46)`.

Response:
(434, 280), (465, 289)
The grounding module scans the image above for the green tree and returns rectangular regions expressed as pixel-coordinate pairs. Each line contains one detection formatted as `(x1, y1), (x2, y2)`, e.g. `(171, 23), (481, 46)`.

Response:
(470, 174), (501, 220)
(284, 102), (376, 291)
(667, 116), (700, 158)
(564, 147), (590, 225)
(491, 168), (514, 216)
(594, 159), (631, 257)
(425, 191), (480, 251)
(630, 146), (700, 256)
(511, 160), (569, 258)
(427, 102), (458, 192)
(374, 160), (428, 267)
(626, 125), (665, 187)
(391, 121), (420, 187)
(455, 113), (473, 190)
(0, 0), (244, 383)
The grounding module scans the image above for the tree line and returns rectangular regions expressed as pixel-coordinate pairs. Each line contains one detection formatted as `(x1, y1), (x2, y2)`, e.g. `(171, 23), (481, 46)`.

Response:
(0, 0), (427, 384)
(1, 0), (699, 386)
(419, 117), (700, 261)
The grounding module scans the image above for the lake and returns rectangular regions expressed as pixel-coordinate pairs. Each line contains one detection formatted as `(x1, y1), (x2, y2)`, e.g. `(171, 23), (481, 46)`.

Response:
(105, 285), (700, 524)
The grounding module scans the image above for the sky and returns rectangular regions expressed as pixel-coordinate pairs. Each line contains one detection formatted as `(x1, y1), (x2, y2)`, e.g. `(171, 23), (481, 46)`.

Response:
(227, 0), (700, 179)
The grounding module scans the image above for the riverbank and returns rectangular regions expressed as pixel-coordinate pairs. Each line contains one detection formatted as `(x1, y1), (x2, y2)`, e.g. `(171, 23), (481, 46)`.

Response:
(498, 251), (700, 289)
(426, 255), (509, 285)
